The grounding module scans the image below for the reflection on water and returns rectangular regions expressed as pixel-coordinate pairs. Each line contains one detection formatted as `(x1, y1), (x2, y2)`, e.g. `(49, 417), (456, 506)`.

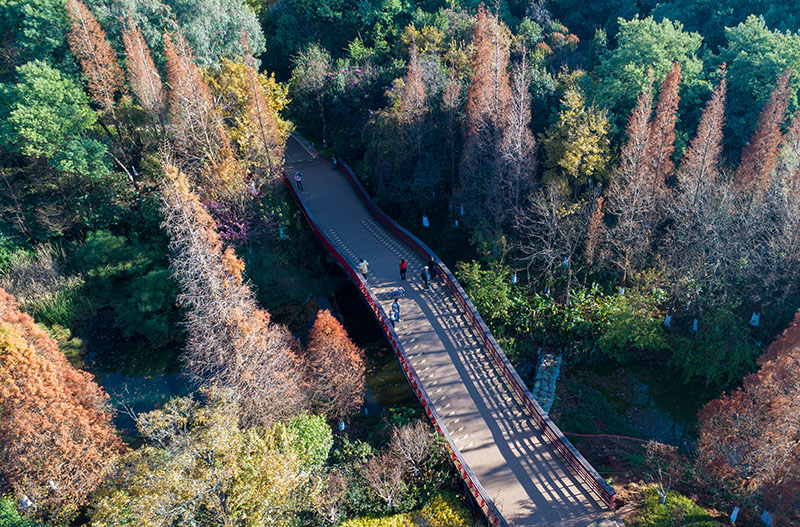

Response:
(333, 280), (418, 411)
(569, 364), (714, 448)
(79, 309), (190, 435)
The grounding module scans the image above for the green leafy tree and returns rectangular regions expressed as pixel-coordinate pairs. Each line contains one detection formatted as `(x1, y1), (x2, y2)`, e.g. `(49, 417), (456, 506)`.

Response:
(91, 391), (318, 527)
(717, 15), (800, 152)
(653, 0), (800, 50)
(541, 87), (610, 192)
(0, 0), (73, 74)
(274, 413), (333, 471)
(82, 0), (265, 66)
(669, 309), (756, 388)
(454, 261), (512, 324)
(0, 60), (110, 181)
(591, 16), (708, 133)
(0, 497), (39, 527)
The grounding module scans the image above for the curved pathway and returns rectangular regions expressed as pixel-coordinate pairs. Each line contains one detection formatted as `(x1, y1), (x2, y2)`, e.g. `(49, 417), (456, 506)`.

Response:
(285, 135), (618, 527)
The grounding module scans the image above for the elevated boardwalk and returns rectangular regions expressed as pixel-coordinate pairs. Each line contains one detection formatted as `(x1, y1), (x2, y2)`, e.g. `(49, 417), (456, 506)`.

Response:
(284, 135), (617, 527)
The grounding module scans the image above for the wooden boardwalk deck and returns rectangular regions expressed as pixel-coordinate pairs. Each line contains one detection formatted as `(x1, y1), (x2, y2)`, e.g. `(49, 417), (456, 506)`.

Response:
(285, 136), (618, 527)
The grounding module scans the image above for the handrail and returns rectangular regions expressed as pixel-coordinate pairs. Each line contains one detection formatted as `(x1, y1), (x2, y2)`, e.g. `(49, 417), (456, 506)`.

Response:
(334, 160), (616, 509)
(282, 172), (508, 527)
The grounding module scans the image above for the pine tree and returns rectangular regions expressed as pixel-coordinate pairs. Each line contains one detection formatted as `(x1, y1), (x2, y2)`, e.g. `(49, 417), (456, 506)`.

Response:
(122, 17), (164, 123)
(306, 309), (365, 420)
(64, 0), (124, 111)
(0, 288), (122, 515)
(161, 162), (306, 426)
(735, 68), (792, 193)
(647, 62), (682, 190)
(460, 6), (511, 225)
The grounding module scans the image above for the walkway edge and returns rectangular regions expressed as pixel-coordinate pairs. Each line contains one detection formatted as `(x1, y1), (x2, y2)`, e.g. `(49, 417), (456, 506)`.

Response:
(333, 159), (616, 509)
(282, 172), (508, 527)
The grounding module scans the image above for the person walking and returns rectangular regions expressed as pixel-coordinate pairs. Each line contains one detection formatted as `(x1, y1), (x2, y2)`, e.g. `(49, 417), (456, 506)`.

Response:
(420, 266), (430, 290)
(358, 258), (369, 279)
(388, 309), (397, 328)
(391, 298), (400, 322)
(427, 258), (436, 279)
(399, 259), (407, 280)
(294, 171), (304, 191)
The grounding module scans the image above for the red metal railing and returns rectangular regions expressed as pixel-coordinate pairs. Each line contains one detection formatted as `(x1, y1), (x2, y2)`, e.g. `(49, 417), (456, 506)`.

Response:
(282, 172), (508, 526)
(333, 160), (616, 509)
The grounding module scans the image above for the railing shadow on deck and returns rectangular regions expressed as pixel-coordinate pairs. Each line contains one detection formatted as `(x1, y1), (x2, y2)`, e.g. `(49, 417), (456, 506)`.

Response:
(282, 171), (508, 527)
(328, 158), (616, 510)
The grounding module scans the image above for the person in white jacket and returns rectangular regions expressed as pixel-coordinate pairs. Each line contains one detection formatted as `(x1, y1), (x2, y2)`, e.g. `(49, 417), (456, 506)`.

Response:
(357, 258), (369, 279)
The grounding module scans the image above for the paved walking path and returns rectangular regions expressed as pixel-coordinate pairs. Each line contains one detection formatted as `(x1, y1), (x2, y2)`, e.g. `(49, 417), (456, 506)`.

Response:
(285, 135), (617, 527)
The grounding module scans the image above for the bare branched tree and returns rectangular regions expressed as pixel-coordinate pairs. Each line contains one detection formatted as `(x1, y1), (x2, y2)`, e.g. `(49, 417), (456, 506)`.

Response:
(362, 453), (405, 509)
(161, 162), (306, 426)
(389, 420), (435, 478)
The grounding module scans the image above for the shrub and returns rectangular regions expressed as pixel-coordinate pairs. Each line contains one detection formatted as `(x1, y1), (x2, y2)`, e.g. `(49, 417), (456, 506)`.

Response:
(0, 497), (39, 527)
(636, 487), (721, 527)
(341, 492), (470, 527)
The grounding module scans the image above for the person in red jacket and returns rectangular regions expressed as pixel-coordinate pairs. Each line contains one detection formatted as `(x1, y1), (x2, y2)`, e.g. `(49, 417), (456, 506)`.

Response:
(399, 259), (407, 280)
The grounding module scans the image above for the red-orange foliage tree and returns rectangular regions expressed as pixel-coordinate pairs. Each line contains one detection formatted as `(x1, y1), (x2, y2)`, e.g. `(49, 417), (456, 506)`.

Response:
(0, 288), (123, 516)
(65, 0), (124, 112)
(646, 62), (681, 190)
(735, 68), (792, 194)
(243, 58), (284, 184)
(399, 45), (427, 159)
(460, 5), (511, 225)
(697, 312), (800, 524)
(161, 162), (305, 426)
(607, 83), (656, 283)
(164, 31), (231, 170)
(306, 309), (365, 421)
(122, 17), (165, 123)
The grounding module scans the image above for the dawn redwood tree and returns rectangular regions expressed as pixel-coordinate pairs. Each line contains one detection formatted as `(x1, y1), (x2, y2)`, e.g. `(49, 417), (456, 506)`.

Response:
(0, 288), (123, 515)
(243, 58), (285, 184)
(668, 75), (729, 307)
(161, 162), (305, 426)
(306, 309), (365, 421)
(65, 0), (124, 112)
(501, 48), (536, 213)
(646, 62), (681, 193)
(122, 17), (165, 124)
(399, 45), (427, 160)
(584, 195), (606, 268)
(735, 68), (792, 195)
(460, 5), (511, 226)
(608, 83), (657, 284)
(164, 30), (231, 171)
(697, 312), (800, 525)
